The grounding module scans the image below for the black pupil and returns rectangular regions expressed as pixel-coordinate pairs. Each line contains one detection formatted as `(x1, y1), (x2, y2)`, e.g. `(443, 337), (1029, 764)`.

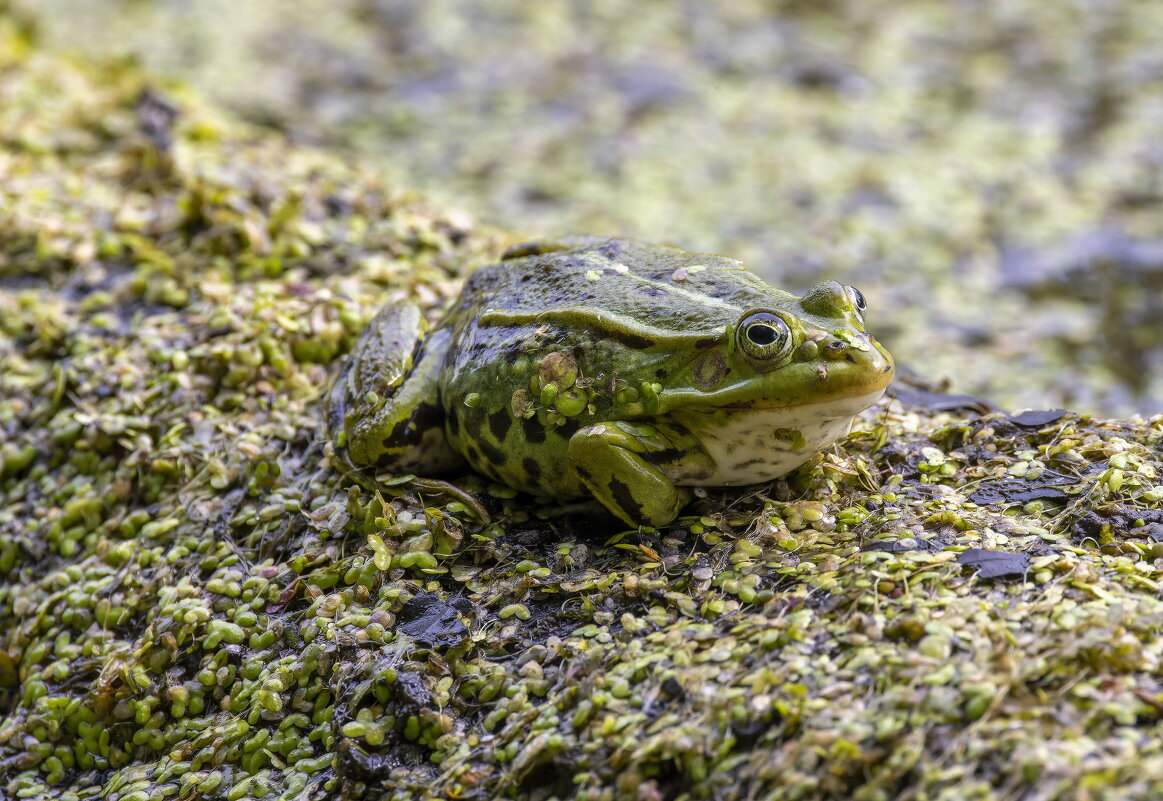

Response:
(748, 323), (778, 346)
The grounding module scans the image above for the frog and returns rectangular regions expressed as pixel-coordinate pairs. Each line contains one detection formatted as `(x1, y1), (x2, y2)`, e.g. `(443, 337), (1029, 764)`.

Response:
(328, 237), (894, 528)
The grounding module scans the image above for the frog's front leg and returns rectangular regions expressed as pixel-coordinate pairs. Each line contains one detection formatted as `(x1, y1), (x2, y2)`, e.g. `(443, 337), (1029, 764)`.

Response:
(567, 422), (710, 528)
(330, 302), (462, 473)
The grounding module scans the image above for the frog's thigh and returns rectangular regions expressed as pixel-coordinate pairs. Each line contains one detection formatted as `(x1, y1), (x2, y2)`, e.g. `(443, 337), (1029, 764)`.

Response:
(330, 301), (425, 439)
(567, 422), (695, 528)
(343, 301), (427, 399)
(365, 327), (460, 470)
(341, 309), (459, 470)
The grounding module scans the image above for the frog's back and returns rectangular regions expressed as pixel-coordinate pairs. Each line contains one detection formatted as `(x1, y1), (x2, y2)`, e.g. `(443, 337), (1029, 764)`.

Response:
(450, 238), (794, 336)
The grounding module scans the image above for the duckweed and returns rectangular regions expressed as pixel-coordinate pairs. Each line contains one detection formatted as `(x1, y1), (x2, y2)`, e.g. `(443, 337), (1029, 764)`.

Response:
(5, 24), (1163, 801)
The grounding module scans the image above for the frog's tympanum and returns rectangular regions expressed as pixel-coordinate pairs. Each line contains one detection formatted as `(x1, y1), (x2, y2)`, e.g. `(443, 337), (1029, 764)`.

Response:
(329, 238), (894, 527)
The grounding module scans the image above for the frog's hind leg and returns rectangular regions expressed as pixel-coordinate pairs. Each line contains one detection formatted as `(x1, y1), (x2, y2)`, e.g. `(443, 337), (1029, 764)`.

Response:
(567, 422), (701, 528)
(330, 302), (462, 473)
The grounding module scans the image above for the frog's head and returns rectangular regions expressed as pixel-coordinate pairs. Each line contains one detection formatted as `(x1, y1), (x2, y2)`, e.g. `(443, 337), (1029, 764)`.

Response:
(661, 279), (894, 419)
(644, 279), (892, 485)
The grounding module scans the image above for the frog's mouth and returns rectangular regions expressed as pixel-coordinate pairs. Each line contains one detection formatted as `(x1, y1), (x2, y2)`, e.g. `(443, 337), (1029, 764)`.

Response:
(664, 363), (894, 416)
(669, 334), (895, 415)
(703, 387), (889, 424)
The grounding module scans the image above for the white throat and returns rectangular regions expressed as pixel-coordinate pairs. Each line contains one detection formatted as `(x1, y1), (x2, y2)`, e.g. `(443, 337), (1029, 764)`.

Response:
(673, 389), (885, 486)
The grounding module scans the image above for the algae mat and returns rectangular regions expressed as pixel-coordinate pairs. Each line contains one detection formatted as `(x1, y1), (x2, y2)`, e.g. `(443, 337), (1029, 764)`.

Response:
(4, 36), (1163, 801)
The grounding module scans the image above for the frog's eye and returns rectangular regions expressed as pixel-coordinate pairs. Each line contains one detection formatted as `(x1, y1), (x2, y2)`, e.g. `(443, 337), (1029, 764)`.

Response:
(846, 286), (867, 313)
(737, 312), (793, 362)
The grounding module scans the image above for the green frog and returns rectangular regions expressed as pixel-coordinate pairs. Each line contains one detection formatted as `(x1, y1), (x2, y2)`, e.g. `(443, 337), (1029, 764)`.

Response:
(328, 238), (894, 527)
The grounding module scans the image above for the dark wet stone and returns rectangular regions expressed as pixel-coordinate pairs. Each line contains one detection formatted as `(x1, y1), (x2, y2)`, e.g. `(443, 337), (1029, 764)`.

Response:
(887, 382), (1000, 415)
(394, 670), (432, 711)
(957, 548), (1031, 579)
(1071, 506), (1163, 545)
(396, 593), (468, 648)
(1009, 409), (1069, 428)
(968, 482), (1070, 506)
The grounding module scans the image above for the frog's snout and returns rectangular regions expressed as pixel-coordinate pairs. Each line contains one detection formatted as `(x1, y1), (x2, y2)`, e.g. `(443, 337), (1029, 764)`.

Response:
(819, 331), (895, 383)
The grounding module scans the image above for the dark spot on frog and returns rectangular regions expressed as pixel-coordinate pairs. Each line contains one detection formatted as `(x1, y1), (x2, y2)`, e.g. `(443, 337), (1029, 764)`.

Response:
(642, 447), (684, 466)
(477, 439), (506, 467)
(522, 457), (542, 483)
(598, 241), (622, 261)
(845, 353), (857, 364)
(461, 404), (486, 441)
(639, 285), (665, 298)
(463, 442), (482, 465)
(556, 416), (581, 440)
(414, 402), (442, 429)
(702, 278), (727, 299)
(380, 402), (442, 448)
(694, 336), (719, 349)
(654, 368), (667, 379)
(323, 194), (351, 217)
(502, 241), (545, 260)
(446, 410), (460, 436)
(610, 330), (654, 350)
(521, 415), (546, 445)
(487, 408), (512, 442)
(731, 457), (769, 472)
(608, 477), (644, 523)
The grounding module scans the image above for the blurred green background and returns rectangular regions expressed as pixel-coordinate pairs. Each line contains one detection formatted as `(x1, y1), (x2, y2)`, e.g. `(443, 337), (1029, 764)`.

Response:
(13, 0), (1163, 416)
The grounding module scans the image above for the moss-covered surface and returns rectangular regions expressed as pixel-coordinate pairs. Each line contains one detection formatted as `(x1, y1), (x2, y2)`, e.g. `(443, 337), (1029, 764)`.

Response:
(5, 24), (1163, 801)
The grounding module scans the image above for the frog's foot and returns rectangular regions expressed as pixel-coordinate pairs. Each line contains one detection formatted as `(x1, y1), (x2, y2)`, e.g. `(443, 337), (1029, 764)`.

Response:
(567, 422), (698, 528)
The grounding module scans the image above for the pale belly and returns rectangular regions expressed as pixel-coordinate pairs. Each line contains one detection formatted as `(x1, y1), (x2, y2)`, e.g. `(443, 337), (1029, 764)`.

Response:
(671, 389), (886, 486)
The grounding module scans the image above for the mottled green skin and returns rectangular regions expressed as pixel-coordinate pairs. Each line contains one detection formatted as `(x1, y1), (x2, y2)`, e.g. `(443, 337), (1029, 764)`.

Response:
(330, 238), (894, 526)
